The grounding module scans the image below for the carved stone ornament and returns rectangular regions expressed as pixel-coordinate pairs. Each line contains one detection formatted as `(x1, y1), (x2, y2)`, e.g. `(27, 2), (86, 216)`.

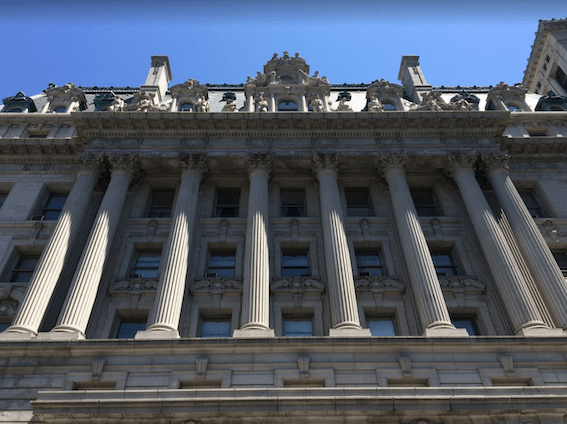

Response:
(107, 154), (141, 182)
(311, 137), (338, 146)
(76, 153), (104, 175)
(270, 277), (325, 294)
(179, 153), (208, 177)
(378, 154), (407, 177)
(91, 358), (106, 383)
(498, 354), (514, 373)
(444, 152), (477, 178)
(481, 153), (509, 175)
(437, 276), (486, 293)
(196, 356), (208, 382)
(123, 91), (157, 112)
(0, 299), (18, 317)
(246, 137), (274, 146)
(354, 277), (405, 294)
(297, 355), (310, 378)
(109, 279), (159, 294)
(398, 355), (412, 377)
(246, 154), (274, 177)
(191, 278), (244, 295)
(312, 152), (339, 177)
(45, 82), (87, 111)
(181, 138), (209, 146)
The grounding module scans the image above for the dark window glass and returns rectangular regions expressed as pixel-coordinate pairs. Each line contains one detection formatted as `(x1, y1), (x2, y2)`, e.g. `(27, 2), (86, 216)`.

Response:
(518, 190), (546, 218)
(383, 102), (396, 110)
(148, 190), (175, 218)
(284, 317), (313, 337)
(10, 256), (39, 283)
(411, 190), (439, 217)
(200, 319), (231, 338)
(367, 317), (396, 336)
(345, 188), (373, 217)
(131, 252), (161, 279)
(278, 100), (298, 111)
(507, 104), (521, 111)
(452, 315), (479, 335)
(355, 249), (384, 277)
(207, 250), (236, 278)
(430, 250), (459, 276)
(280, 189), (306, 217)
(0, 322), (11, 332)
(552, 251), (567, 275)
(52, 106), (67, 113)
(214, 188), (240, 217)
(0, 193), (7, 209)
(556, 66), (567, 93)
(281, 249), (309, 277)
(42, 193), (67, 220)
(179, 103), (194, 111)
(116, 320), (146, 339)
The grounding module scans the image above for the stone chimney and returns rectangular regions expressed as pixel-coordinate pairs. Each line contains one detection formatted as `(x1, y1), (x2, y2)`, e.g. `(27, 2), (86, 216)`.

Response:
(141, 55), (173, 103)
(398, 55), (432, 104)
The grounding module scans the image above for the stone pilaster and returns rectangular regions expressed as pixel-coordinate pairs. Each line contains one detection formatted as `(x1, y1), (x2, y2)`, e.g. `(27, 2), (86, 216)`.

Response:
(313, 153), (370, 337)
(46, 155), (137, 340)
(445, 154), (562, 336)
(0, 155), (102, 340)
(380, 155), (465, 337)
(484, 155), (567, 331)
(233, 155), (275, 338)
(136, 155), (207, 340)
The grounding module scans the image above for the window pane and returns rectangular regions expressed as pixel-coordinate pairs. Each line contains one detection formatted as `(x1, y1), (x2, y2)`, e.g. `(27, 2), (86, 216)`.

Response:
(215, 189), (240, 217)
(368, 318), (396, 336)
(10, 256), (39, 283)
(132, 252), (161, 279)
(345, 189), (372, 216)
(279, 101), (298, 111)
(430, 250), (459, 276)
(284, 319), (313, 337)
(201, 320), (231, 338)
(281, 190), (306, 217)
(207, 251), (236, 277)
(42, 194), (67, 220)
(518, 190), (545, 218)
(282, 250), (309, 277)
(411, 190), (438, 217)
(452, 317), (479, 335)
(552, 251), (567, 275)
(148, 190), (174, 218)
(117, 321), (146, 339)
(355, 249), (383, 277)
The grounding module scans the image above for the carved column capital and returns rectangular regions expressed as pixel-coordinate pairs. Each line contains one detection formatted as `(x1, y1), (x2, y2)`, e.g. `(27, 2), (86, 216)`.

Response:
(107, 154), (141, 183)
(312, 152), (339, 179)
(179, 153), (208, 178)
(444, 153), (477, 179)
(377, 154), (407, 178)
(75, 153), (104, 177)
(481, 153), (509, 176)
(246, 154), (273, 179)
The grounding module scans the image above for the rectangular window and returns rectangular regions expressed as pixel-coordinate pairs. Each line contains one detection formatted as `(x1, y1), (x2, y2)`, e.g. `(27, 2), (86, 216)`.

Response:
(116, 319), (146, 339)
(280, 189), (306, 217)
(200, 318), (231, 338)
(214, 188), (240, 217)
(345, 188), (373, 217)
(130, 251), (161, 279)
(10, 255), (39, 283)
(0, 193), (7, 210)
(556, 66), (567, 93)
(281, 249), (310, 277)
(430, 250), (459, 276)
(148, 190), (175, 218)
(451, 315), (479, 335)
(367, 316), (396, 336)
(355, 248), (384, 277)
(40, 193), (67, 220)
(411, 190), (439, 217)
(207, 250), (236, 278)
(283, 316), (313, 337)
(552, 251), (567, 275)
(518, 189), (546, 218)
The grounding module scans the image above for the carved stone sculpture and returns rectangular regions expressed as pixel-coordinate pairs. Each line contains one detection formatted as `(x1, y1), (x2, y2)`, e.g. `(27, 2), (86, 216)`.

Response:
(310, 94), (325, 112)
(336, 97), (353, 111)
(255, 93), (268, 112)
(368, 95), (384, 112)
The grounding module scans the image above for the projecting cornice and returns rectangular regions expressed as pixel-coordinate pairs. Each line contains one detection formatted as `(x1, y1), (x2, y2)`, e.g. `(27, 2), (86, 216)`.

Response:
(72, 111), (510, 142)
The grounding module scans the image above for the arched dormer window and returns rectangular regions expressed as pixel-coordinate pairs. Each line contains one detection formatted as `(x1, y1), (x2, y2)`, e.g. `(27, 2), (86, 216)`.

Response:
(52, 106), (67, 113)
(550, 104), (565, 111)
(278, 100), (298, 111)
(5, 107), (23, 113)
(179, 103), (194, 112)
(506, 104), (521, 112)
(383, 102), (396, 111)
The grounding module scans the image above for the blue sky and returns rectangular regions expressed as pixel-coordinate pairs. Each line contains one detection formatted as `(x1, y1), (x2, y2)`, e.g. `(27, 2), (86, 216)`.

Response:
(1, 1), (567, 100)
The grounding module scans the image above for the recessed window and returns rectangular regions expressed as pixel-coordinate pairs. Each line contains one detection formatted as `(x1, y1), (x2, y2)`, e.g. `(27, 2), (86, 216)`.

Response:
(430, 250), (459, 276)
(148, 190), (175, 218)
(383, 102), (396, 110)
(200, 318), (231, 338)
(130, 251), (161, 279)
(355, 248), (384, 277)
(506, 104), (521, 112)
(528, 129), (547, 137)
(6, 107), (22, 113)
(40, 193), (67, 221)
(283, 316), (313, 337)
(214, 188), (240, 218)
(280, 189), (306, 217)
(0, 193), (7, 210)
(411, 189), (439, 217)
(179, 103), (194, 111)
(281, 249), (310, 277)
(518, 189), (546, 218)
(552, 251), (567, 275)
(367, 316), (396, 336)
(278, 100), (298, 111)
(451, 315), (479, 335)
(207, 250), (236, 278)
(116, 319), (146, 339)
(345, 188), (373, 217)
(556, 66), (567, 93)
(52, 106), (67, 113)
(10, 255), (39, 283)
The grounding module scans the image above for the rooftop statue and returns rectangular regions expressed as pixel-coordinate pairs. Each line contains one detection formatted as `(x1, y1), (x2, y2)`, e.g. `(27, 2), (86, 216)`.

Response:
(368, 95), (384, 112)
(255, 93), (268, 112)
(222, 98), (237, 112)
(310, 94), (325, 112)
(195, 95), (210, 113)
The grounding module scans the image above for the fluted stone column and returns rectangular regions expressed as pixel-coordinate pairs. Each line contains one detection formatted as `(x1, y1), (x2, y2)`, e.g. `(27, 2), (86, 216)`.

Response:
(313, 154), (370, 337)
(0, 156), (101, 340)
(46, 156), (137, 340)
(380, 156), (465, 337)
(233, 155), (275, 338)
(136, 155), (207, 340)
(445, 154), (562, 336)
(485, 155), (567, 331)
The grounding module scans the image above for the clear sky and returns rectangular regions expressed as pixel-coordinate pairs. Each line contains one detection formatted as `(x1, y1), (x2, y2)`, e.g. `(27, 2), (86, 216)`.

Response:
(1, 0), (567, 101)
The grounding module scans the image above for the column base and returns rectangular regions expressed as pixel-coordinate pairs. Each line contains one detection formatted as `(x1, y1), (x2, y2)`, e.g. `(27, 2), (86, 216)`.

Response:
(0, 329), (36, 341)
(135, 329), (180, 340)
(36, 330), (85, 341)
(423, 326), (469, 337)
(516, 326), (567, 337)
(329, 327), (372, 338)
(233, 328), (275, 339)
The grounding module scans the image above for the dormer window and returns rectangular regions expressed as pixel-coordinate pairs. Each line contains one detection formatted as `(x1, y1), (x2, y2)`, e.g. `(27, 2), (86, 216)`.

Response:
(179, 103), (194, 112)
(278, 100), (298, 111)
(506, 104), (521, 112)
(383, 102), (396, 111)
(6, 108), (22, 113)
(52, 106), (67, 113)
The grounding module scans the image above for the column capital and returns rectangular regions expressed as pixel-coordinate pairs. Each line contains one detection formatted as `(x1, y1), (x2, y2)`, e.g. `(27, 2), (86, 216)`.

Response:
(75, 153), (104, 177)
(312, 152), (339, 179)
(377, 154), (407, 178)
(246, 154), (273, 179)
(179, 153), (208, 178)
(107, 154), (141, 183)
(481, 153), (509, 176)
(444, 153), (477, 179)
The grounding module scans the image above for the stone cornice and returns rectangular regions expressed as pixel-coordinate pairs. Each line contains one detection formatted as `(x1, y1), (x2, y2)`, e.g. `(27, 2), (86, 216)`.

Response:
(501, 136), (567, 154)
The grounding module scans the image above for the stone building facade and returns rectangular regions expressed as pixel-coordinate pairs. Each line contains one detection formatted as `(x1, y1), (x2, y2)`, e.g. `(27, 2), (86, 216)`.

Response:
(1, 18), (567, 424)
